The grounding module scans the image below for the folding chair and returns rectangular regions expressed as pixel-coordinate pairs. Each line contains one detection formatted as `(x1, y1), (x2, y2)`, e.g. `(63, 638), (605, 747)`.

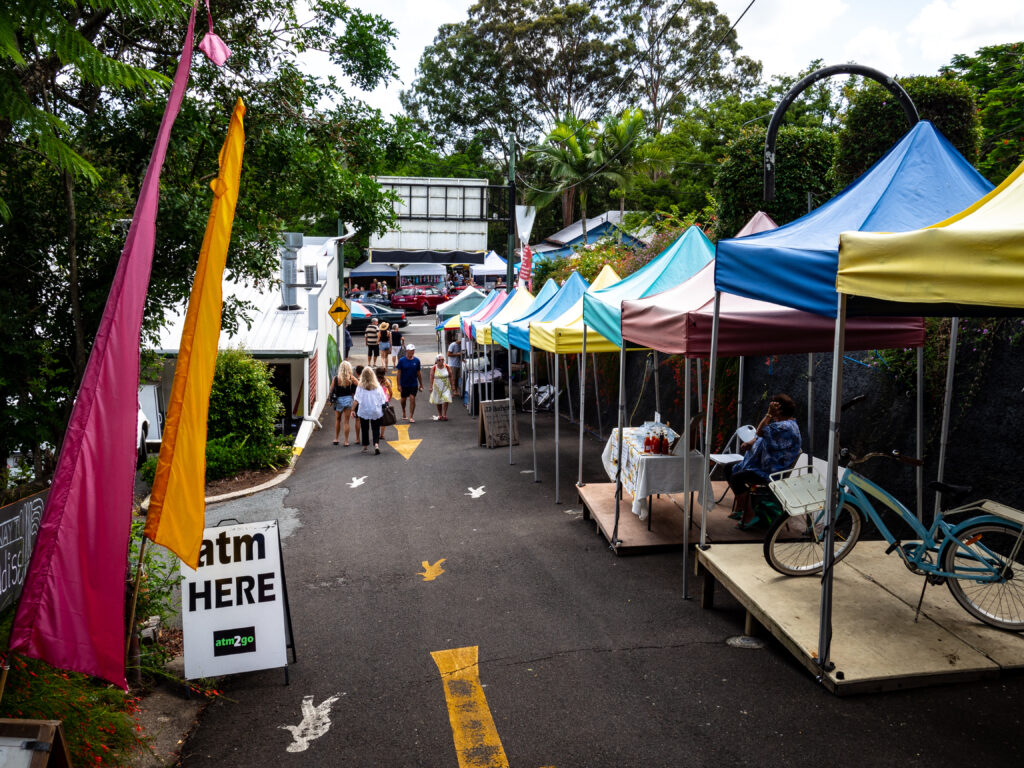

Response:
(709, 424), (757, 503)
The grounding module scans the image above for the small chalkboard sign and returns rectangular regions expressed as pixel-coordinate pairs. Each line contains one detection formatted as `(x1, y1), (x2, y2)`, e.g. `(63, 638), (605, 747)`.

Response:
(0, 719), (72, 768)
(478, 398), (519, 449)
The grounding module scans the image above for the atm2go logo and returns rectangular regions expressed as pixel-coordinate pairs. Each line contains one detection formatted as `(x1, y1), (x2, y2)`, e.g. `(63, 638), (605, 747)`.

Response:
(213, 626), (257, 656)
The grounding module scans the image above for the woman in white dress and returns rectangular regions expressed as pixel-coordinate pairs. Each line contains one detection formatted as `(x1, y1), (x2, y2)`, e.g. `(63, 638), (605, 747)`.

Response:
(429, 354), (453, 421)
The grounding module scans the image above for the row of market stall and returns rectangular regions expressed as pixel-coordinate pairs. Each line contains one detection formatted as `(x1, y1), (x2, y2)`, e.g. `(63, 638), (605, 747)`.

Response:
(429, 118), (1024, 687)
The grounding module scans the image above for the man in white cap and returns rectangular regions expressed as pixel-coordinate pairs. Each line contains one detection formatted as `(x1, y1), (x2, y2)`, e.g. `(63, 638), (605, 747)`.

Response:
(395, 343), (423, 422)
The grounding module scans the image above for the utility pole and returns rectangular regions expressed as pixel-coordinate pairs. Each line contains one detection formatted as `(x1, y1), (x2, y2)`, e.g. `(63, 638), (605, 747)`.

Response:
(506, 131), (516, 290)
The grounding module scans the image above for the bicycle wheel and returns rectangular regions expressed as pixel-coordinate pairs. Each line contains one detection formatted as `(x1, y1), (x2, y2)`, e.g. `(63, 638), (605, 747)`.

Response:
(942, 521), (1024, 631)
(763, 502), (862, 576)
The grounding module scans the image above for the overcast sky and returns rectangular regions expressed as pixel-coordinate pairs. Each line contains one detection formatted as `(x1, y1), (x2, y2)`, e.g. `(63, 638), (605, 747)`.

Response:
(301, 0), (1024, 118)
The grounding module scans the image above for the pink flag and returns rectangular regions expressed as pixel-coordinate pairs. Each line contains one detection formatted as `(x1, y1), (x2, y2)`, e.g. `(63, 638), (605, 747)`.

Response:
(10, 7), (199, 688)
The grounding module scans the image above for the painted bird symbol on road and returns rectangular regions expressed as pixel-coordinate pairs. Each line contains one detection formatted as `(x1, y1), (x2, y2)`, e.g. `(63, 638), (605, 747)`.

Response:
(418, 559), (446, 581)
(347, 476), (368, 488)
(465, 486), (486, 498)
(280, 693), (342, 752)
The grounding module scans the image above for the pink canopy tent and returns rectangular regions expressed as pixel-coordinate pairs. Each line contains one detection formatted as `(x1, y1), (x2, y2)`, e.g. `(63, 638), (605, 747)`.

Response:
(620, 262), (925, 356)
(733, 211), (777, 238)
(461, 290), (506, 337)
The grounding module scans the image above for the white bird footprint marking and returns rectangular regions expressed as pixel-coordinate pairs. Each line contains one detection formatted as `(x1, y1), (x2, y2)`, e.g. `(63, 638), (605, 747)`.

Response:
(465, 486), (486, 498)
(280, 693), (342, 752)
(347, 476), (368, 488)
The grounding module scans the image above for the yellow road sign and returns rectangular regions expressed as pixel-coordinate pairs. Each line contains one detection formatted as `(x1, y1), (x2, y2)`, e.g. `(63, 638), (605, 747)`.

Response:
(329, 297), (349, 326)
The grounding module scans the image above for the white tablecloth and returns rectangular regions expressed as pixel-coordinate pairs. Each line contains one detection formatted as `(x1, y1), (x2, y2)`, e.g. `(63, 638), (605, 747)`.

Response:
(601, 427), (705, 519)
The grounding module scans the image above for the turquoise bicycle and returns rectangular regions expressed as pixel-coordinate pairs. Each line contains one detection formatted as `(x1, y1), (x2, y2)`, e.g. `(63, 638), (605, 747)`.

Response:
(762, 449), (1024, 631)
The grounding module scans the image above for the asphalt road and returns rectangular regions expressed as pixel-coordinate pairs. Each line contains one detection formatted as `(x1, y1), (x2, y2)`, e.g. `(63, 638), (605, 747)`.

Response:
(179, 317), (1024, 767)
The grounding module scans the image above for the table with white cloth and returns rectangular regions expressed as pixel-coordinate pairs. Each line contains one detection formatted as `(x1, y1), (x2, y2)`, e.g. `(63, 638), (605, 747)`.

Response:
(601, 427), (705, 520)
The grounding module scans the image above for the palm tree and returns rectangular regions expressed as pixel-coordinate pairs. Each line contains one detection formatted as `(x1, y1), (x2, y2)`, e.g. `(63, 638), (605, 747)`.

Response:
(528, 114), (624, 243)
(601, 108), (669, 221)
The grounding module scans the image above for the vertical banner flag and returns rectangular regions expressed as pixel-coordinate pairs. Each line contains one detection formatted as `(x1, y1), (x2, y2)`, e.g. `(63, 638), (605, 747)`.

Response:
(11, 7), (201, 689)
(518, 244), (533, 291)
(145, 99), (246, 569)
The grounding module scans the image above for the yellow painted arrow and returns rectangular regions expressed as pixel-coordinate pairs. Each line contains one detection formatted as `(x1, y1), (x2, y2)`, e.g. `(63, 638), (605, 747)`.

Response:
(431, 646), (509, 768)
(418, 558), (446, 581)
(386, 423), (421, 460)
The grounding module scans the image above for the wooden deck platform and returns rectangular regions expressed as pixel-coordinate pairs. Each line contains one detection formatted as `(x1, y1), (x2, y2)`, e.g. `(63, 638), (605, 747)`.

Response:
(577, 481), (762, 554)
(697, 540), (1024, 694)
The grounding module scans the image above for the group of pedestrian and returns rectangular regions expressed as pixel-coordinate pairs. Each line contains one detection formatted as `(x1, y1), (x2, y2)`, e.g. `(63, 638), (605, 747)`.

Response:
(364, 317), (403, 370)
(331, 361), (395, 454)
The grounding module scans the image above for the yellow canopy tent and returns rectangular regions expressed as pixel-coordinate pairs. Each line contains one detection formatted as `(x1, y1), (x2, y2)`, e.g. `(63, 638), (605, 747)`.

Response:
(530, 265), (621, 353)
(838, 158), (1024, 310)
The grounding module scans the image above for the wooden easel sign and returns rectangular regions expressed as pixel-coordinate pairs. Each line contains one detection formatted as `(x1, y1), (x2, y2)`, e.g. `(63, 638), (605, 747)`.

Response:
(478, 399), (518, 448)
(0, 719), (72, 767)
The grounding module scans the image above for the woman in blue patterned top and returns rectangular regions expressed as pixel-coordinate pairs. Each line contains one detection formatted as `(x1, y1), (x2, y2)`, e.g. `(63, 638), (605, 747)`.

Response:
(728, 393), (802, 529)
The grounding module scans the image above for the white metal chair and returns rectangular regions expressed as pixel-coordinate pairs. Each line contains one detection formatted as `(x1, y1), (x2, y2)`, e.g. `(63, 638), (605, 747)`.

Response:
(709, 424), (757, 502)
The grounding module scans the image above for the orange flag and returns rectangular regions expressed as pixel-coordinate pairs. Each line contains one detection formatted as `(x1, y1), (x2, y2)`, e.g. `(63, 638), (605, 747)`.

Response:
(146, 99), (245, 568)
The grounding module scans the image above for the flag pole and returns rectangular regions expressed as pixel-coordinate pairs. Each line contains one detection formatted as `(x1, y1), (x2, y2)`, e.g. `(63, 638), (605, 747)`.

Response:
(125, 529), (149, 684)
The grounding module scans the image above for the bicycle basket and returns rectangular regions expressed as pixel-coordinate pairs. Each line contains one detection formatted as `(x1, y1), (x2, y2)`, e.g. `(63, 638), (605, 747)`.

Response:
(769, 465), (826, 517)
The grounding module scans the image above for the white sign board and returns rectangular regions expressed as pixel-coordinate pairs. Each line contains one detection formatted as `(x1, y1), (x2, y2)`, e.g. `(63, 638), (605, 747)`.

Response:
(181, 520), (289, 679)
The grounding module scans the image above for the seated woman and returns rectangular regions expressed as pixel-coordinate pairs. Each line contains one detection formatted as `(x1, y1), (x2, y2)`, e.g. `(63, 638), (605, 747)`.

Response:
(728, 393), (801, 529)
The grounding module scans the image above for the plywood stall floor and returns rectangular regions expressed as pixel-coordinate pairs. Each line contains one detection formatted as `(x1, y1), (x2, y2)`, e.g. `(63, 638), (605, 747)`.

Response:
(697, 540), (1024, 694)
(577, 482), (762, 554)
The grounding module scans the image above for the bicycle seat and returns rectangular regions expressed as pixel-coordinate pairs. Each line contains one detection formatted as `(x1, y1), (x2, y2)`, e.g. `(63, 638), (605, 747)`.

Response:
(929, 480), (972, 497)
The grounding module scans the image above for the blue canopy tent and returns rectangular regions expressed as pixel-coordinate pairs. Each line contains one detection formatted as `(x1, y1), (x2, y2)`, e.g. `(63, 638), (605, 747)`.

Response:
(715, 121), (993, 317)
(490, 279), (559, 350)
(508, 272), (589, 352)
(698, 120), (994, 554)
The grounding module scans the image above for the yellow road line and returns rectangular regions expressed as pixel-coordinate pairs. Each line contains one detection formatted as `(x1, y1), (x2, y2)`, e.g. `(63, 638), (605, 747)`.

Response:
(431, 646), (509, 768)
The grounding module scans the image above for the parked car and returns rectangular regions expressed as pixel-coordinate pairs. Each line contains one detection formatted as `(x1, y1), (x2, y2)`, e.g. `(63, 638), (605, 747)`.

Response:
(390, 286), (449, 314)
(346, 290), (390, 306)
(349, 303), (408, 333)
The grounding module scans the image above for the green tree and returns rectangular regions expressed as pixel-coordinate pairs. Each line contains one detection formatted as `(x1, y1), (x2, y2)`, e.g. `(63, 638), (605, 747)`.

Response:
(942, 42), (1024, 184)
(832, 75), (979, 190)
(600, 107), (668, 218)
(713, 125), (836, 239)
(401, 0), (623, 157)
(608, 0), (761, 134)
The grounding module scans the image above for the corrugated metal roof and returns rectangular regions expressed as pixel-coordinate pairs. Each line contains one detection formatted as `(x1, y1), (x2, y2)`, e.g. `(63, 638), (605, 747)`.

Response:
(153, 238), (339, 357)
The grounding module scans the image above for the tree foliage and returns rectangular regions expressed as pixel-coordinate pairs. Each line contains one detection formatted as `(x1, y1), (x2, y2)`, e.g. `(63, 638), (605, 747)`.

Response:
(942, 42), (1024, 184)
(0, 0), (407, 472)
(713, 125), (836, 239)
(832, 75), (980, 190)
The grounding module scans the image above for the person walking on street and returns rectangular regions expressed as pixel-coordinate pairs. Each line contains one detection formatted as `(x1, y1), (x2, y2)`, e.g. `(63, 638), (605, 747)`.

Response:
(389, 323), (404, 359)
(343, 325), (353, 361)
(429, 354), (453, 421)
(378, 322), (392, 370)
(446, 334), (462, 396)
(365, 317), (381, 366)
(331, 361), (359, 446)
(395, 344), (423, 423)
(375, 365), (393, 440)
(353, 366), (387, 454)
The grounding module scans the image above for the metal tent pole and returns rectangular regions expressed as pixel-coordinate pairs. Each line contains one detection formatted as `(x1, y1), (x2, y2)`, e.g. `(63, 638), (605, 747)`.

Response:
(681, 356), (693, 599)
(564, 354), (574, 422)
(818, 294), (848, 675)
(531, 344), (539, 482)
(508, 343), (514, 465)
(696, 360), (704, 453)
(489, 342), (494, 403)
(653, 350), (661, 415)
(592, 353), (603, 439)
(611, 346), (626, 546)
(554, 351), (561, 503)
(698, 293), (721, 548)
(737, 356), (745, 427)
(934, 318), (959, 516)
(916, 347), (925, 521)
(807, 353), (815, 459)
(577, 330), (588, 487)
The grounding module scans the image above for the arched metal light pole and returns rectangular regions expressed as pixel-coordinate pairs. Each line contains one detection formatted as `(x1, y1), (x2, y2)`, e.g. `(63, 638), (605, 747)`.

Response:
(764, 64), (919, 201)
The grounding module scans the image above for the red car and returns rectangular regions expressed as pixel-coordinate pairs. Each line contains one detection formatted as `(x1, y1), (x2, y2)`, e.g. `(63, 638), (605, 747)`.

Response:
(389, 286), (449, 314)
